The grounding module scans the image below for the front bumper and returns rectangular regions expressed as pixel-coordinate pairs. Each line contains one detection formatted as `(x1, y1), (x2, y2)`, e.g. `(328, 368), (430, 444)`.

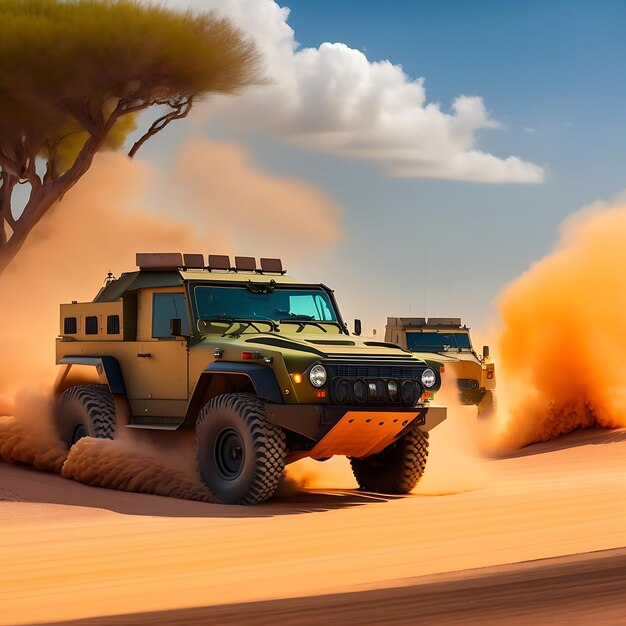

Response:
(266, 403), (446, 459)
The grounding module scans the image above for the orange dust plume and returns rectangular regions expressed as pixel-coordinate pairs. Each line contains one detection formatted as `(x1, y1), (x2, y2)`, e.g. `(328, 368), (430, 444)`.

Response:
(174, 136), (344, 257)
(495, 198), (626, 449)
(0, 152), (206, 397)
(0, 389), (67, 472)
(61, 436), (213, 503)
(280, 456), (356, 494)
(413, 373), (486, 495)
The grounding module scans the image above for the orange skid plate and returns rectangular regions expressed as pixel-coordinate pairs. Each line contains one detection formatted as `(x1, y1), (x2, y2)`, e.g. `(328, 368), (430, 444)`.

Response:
(309, 411), (419, 460)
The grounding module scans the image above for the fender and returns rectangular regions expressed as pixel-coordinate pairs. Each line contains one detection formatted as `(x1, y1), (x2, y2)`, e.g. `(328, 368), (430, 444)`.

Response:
(54, 356), (127, 395)
(183, 362), (283, 426)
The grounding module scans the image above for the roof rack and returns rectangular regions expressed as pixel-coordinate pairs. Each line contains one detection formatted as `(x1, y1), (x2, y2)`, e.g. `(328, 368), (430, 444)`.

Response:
(136, 253), (286, 274)
(386, 317), (463, 328)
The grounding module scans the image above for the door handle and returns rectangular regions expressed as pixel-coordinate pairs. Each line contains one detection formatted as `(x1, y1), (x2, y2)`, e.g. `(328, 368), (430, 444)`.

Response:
(137, 353), (152, 358)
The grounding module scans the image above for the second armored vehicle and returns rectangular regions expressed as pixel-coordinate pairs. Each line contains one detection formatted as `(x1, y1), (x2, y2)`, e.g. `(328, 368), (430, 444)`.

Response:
(385, 317), (496, 417)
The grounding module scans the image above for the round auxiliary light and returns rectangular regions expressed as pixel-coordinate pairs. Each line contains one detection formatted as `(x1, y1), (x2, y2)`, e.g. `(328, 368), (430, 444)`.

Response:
(353, 379), (368, 404)
(400, 380), (419, 406)
(387, 380), (398, 401)
(333, 378), (352, 404)
(309, 364), (327, 388)
(421, 368), (437, 389)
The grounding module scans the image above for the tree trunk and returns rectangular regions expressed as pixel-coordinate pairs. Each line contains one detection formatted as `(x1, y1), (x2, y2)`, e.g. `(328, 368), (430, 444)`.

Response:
(0, 131), (105, 278)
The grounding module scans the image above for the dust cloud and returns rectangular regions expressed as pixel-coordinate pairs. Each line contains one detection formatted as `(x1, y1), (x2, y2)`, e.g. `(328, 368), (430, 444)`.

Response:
(0, 390), (67, 473)
(61, 435), (213, 503)
(0, 152), (206, 396)
(0, 143), (348, 503)
(494, 198), (626, 449)
(413, 374), (486, 495)
(281, 456), (356, 494)
(174, 136), (344, 257)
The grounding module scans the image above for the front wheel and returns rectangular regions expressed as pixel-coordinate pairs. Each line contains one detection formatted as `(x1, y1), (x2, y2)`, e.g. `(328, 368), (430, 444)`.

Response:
(477, 389), (498, 419)
(195, 393), (286, 505)
(54, 384), (116, 449)
(350, 425), (429, 493)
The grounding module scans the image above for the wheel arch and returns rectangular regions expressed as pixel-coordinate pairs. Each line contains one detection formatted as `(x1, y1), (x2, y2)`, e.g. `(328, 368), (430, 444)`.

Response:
(54, 356), (130, 427)
(183, 363), (283, 427)
(54, 356), (127, 396)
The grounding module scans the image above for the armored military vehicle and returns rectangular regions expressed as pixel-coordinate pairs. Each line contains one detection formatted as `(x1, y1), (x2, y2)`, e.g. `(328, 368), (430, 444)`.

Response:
(53, 254), (446, 504)
(385, 317), (496, 417)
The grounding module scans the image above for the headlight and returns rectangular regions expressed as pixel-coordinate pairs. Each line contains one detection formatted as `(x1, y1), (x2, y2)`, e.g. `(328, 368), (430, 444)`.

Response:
(421, 368), (437, 388)
(309, 364), (327, 388)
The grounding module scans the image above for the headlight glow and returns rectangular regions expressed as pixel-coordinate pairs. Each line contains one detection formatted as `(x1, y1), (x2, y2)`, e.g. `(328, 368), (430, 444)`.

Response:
(309, 364), (327, 388)
(421, 368), (437, 389)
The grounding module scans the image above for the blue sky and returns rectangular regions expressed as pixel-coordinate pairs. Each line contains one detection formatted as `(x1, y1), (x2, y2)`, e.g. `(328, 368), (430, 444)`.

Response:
(142, 0), (626, 336)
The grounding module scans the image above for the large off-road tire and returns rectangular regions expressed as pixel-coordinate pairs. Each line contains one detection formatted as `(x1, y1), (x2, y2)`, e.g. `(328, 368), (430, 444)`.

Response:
(350, 426), (429, 493)
(477, 389), (498, 419)
(55, 384), (116, 449)
(195, 393), (286, 505)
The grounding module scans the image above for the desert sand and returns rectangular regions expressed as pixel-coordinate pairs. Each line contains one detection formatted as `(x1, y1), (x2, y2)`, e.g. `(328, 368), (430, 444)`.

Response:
(1, 426), (626, 625)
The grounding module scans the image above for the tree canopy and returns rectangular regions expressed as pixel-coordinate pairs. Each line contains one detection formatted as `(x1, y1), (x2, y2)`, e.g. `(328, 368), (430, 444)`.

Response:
(0, 0), (262, 274)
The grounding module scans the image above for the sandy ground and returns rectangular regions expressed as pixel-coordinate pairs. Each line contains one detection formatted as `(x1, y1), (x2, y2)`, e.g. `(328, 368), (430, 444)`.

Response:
(1, 427), (626, 625)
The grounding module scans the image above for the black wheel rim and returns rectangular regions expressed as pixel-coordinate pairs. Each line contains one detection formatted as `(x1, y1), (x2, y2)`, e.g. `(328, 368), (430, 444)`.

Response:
(214, 427), (245, 480)
(72, 424), (88, 445)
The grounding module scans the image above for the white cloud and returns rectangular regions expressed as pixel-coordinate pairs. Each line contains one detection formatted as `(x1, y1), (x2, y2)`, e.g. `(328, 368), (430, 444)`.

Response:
(158, 0), (544, 184)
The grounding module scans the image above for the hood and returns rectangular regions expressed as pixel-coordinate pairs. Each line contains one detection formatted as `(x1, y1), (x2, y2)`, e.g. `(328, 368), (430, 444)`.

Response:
(409, 350), (482, 366)
(203, 331), (423, 362)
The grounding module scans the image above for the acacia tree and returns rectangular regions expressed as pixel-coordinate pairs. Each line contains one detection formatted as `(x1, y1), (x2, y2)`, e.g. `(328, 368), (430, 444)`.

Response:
(0, 0), (262, 275)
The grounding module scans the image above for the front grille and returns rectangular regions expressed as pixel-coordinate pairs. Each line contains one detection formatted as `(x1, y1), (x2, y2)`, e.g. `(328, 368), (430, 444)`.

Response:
(330, 363), (424, 380)
(325, 360), (426, 407)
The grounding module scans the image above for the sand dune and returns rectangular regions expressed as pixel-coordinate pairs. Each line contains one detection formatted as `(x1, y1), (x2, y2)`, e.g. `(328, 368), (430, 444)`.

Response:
(1, 427), (626, 625)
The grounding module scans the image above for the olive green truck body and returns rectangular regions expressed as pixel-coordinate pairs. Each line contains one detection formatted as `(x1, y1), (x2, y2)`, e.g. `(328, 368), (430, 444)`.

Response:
(53, 254), (447, 503)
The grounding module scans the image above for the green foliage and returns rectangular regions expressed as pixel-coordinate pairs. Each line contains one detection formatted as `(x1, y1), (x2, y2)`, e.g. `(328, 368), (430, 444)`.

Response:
(0, 0), (261, 175)
(0, 0), (262, 272)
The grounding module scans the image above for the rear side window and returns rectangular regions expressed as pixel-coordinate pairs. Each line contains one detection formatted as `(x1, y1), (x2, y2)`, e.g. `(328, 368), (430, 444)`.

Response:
(64, 317), (77, 334)
(85, 316), (98, 335)
(107, 314), (120, 335)
(152, 293), (190, 338)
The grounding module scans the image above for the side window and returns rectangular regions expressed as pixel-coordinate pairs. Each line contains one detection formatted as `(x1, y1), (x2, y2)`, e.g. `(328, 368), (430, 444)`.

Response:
(64, 317), (77, 334)
(107, 314), (120, 335)
(85, 316), (98, 335)
(152, 293), (190, 339)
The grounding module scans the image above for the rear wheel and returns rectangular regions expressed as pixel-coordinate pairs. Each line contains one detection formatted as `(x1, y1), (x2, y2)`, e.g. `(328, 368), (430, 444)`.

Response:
(55, 384), (116, 449)
(195, 393), (286, 505)
(350, 426), (429, 493)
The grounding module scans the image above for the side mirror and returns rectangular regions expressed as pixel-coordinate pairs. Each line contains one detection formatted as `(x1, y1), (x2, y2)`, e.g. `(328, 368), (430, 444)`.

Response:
(170, 318), (182, 337)
(354, 318), (362, 336)
(483, 345), (490, 359)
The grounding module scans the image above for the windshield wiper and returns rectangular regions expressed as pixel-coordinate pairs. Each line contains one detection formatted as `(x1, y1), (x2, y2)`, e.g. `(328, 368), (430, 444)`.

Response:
(213, 318), (279, 336)
(279, 318), (331, 333)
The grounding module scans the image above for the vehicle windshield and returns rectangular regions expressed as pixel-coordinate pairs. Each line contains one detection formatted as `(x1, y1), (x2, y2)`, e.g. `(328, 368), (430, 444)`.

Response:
(193, 285), (339, 327)
(406, 331), (472, 352)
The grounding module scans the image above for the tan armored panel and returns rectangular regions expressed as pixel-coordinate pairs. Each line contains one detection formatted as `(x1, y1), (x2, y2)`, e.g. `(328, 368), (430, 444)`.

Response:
(208, 255), (231, 270)
(183, 254), (205, 269)
(260, 258), (284, 273)
(59, 301), (124, 340)
(427, 317), (462, 327)
(136, 253), (183, 270)
(234, 256), (257, 272)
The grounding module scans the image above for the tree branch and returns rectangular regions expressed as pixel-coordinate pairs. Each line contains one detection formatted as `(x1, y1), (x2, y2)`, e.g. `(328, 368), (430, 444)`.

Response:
(0, 150), (21, 178)
(128, 96), (193, 159)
